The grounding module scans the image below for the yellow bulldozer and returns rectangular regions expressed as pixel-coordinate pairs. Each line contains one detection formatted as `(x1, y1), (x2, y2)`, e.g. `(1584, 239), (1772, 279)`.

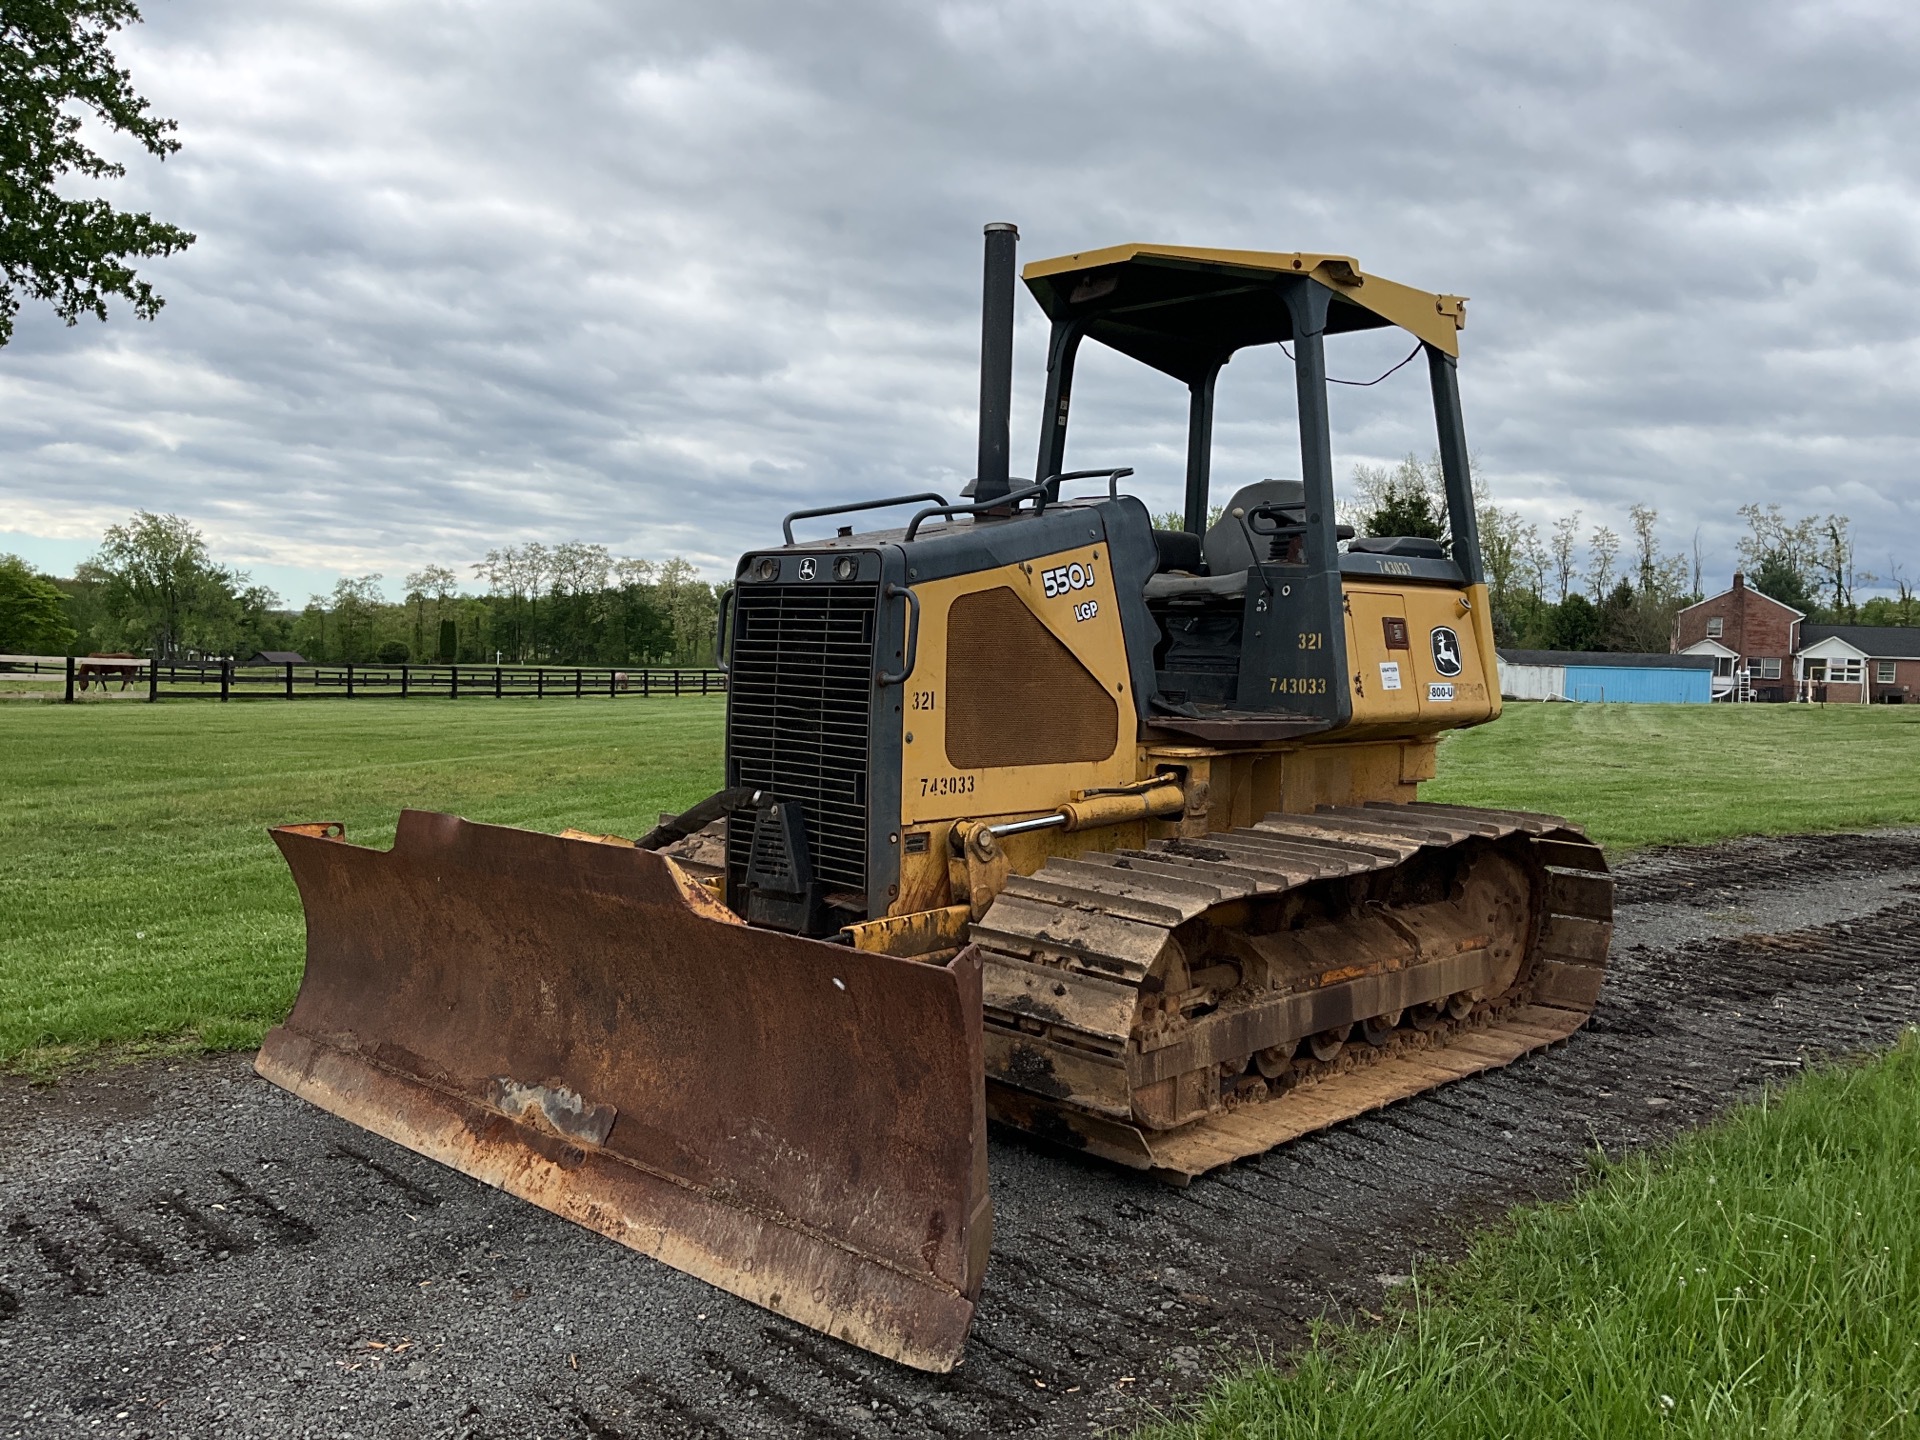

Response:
(256, 225), (1613, 1373)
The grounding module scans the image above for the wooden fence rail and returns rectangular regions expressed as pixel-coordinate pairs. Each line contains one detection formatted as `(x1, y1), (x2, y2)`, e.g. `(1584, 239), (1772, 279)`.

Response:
(1, 654), (726, 702)
(148, 661), (727, 701)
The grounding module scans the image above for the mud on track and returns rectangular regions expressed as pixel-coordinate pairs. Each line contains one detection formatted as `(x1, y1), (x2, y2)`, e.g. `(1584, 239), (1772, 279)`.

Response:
(4, 830), (1920, 1440)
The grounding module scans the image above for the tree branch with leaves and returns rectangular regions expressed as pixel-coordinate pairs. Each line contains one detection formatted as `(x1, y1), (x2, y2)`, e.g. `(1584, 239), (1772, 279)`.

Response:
(1, 0), (195, 344)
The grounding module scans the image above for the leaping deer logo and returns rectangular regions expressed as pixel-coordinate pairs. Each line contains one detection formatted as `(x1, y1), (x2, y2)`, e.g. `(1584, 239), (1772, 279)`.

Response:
(1431, 627), (1463, 677)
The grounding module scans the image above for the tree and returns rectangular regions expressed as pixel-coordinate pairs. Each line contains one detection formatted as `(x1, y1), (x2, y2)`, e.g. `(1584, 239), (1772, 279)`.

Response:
(83, 511), (241, 656)
(1549, 512), (1581, 604)
(404, 563), (458, 662)
(1816, 515), (1857, 621)
(1353, 455), (1445, 540)
(327, 574), (384, 662)
(1, 1), (195, 345)
(1517, 523), (1549, 606)
(1862, 562), (1919, 628)
(1736, 502), (1822, 610)
(1546, 592), (1601, 651)
(1584, 524), (1620, 602)
(1751, 552), (1816, 615)
(1629, 505), (1661, 596)
(1153, 506), (1224, 534)
(0, 552), (76, 652)
(654, 556), (719, 663)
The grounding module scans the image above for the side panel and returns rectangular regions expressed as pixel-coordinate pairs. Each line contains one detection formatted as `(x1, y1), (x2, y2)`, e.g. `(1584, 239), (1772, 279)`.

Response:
(1235, 567), (1353, 718)
(1338, 580), (1497, 737)
(899, 544), (1138, 826)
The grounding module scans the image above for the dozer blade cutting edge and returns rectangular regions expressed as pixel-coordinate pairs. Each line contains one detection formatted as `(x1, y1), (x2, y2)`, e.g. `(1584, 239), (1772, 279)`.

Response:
(255, 810), (991, 1372)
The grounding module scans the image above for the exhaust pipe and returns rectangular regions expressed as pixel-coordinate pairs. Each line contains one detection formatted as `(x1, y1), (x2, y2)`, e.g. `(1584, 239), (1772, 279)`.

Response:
(974, 222), (1018, 506)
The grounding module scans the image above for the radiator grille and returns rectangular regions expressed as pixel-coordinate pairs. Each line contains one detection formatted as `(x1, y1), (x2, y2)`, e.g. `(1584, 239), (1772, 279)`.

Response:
(726, 580), (878, 897)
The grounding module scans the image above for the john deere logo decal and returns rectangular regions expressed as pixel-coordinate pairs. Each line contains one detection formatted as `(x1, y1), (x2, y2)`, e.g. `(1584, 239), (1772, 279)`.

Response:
(1430, 626), (1463, 677)
(798, 557), (817, 580)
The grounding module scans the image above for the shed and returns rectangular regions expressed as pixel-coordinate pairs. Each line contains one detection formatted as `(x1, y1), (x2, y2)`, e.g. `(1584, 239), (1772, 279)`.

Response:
(1497, 650), (1714, 704)
(242, 650), (308, 666)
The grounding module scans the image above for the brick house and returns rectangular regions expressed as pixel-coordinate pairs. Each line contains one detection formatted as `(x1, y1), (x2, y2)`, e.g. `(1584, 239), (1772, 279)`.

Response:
(1796, 625), (1920, 704)
(1674, 573), (1803, 701)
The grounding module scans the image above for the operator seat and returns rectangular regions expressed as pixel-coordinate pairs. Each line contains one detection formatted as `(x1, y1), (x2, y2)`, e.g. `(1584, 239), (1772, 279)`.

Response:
(1144, 479), (1305, 601)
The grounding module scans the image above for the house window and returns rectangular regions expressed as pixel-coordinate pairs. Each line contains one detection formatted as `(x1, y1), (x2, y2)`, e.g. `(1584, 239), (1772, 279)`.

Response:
(1758, 658), (1782, 680)
(1831, 659), (1863, 684)
(1806, 661), (1827, 682)
(1706, 616), (1724, 638)
(1878, 661), (1898, 684)
(1714, 657), (1734, 677)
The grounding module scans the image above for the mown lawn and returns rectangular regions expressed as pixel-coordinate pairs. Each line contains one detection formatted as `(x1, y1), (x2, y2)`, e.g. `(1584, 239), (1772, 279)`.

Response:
(4, 698), (1920, 1069)
(0, 696), (724, 1070)
(1430, 700), (1920, 852)
(1143, 1035), (1920, 1440)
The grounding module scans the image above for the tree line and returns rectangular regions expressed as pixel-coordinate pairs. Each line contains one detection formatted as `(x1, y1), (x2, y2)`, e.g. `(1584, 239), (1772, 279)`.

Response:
(1347, 457), (1912, 651)
(6, 484), (1913, 665)
(0, 513), (724, 666)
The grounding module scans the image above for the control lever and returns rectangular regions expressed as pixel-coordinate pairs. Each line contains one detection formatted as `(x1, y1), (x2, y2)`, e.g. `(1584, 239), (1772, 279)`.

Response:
(1230, 508), (1276, 601)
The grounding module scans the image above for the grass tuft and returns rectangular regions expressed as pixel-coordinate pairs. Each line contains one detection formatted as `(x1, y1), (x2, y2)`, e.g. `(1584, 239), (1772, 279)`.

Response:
(1142, 1035), (1920, 1439)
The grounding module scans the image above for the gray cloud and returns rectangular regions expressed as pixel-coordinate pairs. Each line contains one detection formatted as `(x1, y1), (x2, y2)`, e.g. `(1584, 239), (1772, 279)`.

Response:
(3, 0), (1917, 597)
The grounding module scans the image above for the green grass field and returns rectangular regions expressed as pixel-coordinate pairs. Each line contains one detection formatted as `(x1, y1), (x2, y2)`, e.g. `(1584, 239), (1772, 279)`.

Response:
(1427, 700), (1920, 851)
(0, 697), (724, 1070)
(1144, 1036), (1920, 1439)
(6, 698), (1920, 1070)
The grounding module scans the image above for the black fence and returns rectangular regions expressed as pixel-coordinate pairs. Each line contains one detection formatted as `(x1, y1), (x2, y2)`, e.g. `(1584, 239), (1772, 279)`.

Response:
(9, 654), (727, 702)
(152, 660), (727, 701)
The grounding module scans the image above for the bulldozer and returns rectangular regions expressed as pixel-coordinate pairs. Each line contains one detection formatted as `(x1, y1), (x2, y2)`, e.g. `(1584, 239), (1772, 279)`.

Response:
(257, 225), (1612, 1373)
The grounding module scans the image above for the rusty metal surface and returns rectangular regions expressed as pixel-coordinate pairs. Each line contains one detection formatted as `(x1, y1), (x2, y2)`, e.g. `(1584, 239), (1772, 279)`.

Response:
(842, 903), (972, 957)
(254, 810), (989, 1372)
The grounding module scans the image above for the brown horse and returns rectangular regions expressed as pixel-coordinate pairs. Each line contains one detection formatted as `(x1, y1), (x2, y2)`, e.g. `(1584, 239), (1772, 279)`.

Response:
(76, 653), (143, 692)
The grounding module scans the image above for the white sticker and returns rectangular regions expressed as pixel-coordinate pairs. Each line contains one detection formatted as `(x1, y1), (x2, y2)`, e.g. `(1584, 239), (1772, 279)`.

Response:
(1428, 682), (1456, 702)
(1379, 661), (1402, 691)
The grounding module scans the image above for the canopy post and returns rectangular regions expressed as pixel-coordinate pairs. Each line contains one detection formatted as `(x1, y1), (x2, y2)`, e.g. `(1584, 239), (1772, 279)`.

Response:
(1183, 364), (1220, 536)
(1033, 321), (1083, 488)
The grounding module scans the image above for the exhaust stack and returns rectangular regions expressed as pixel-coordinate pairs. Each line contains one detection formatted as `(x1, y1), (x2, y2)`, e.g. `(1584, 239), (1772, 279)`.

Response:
(973, 222), (1019, 506)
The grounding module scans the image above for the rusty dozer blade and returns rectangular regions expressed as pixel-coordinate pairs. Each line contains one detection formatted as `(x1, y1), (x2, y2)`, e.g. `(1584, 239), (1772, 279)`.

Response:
(255, 810), (990, 1372)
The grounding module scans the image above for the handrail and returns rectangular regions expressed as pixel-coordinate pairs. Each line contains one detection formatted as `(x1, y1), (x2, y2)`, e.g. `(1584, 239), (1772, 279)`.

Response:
(714, 587), (736, 673)
(782, 492), (950, 545)
(903, 481), (1050, 542)
(1041, 466), (1134, 502)
(876, 584), (921, 686)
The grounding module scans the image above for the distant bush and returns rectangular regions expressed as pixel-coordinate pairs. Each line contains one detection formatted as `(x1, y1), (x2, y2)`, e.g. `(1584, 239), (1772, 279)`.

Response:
(376, 640), (410, 664)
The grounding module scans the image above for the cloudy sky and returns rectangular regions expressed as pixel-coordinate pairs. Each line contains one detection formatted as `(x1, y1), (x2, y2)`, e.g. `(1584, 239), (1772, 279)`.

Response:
(3, 0), (1916, 602)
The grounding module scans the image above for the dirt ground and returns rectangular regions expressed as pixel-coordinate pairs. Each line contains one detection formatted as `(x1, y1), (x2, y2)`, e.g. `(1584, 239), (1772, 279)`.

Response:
(5, 830), (1920, 1440)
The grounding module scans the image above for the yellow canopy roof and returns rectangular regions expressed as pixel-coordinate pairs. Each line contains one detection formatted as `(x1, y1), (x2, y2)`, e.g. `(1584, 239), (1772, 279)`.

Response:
(1022, 244), (1467, 381)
